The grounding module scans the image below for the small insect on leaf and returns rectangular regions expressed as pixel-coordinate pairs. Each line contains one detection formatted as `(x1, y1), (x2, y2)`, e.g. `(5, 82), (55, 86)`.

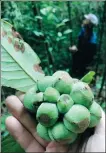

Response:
(81, 71), (95, 84)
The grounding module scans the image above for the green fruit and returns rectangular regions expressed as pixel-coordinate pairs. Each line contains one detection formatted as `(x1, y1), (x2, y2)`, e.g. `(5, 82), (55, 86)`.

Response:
(72, 78), (79, 84)
(53, 71), (72, 80)
(63, 105), (90, 133)
(23, 86), (42, 113)
(89, 101), (102, 128)
(36, 123), (50, 141)
(54, 78), (73, 94)
(48, 122), (77, 144)
(44, 87), (60, 103)
(57, 94), (74, 113)
(53, 71), (73, 94)
(36, 103), (58, 127)
(70, 82), (94, 108)
(37, 76), (58, 92)
(35, 92), (44, 102)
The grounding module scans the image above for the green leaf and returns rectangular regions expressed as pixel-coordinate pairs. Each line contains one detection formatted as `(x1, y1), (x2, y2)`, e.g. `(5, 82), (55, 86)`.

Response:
(62, 18), (69, 23)
(63, 29), (72, 35)
(33, 31), (44, 36)
(1, 114), (11, 129)
(1, 134), (25, 153)
(56, 19), (69, 28)
(56, 22), (65, 28)
(35, 16), (43, 20)
(101, 102), (106, 113)
(57, 32), (62, 37)
(81, 71), (95, 84)
(40, 7), (52, 15)
(48, 47), (53, 52)
(101, 102), (106, 109)
(56, 36), (66, 41)
(1, 19), (45, 92)
(1, 113), (11, 138)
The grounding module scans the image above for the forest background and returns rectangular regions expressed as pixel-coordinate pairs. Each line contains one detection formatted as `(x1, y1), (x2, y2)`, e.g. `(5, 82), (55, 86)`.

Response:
(1, 2), (106, 151)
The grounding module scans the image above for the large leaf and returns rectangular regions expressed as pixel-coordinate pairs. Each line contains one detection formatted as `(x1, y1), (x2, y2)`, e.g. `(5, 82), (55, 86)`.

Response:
(1, 19), (45, 92)
(1, 134), (25, 153)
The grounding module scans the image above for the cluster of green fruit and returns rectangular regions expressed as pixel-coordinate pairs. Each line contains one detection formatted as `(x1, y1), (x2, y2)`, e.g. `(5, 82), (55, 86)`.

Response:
(23, 71), (102, 144)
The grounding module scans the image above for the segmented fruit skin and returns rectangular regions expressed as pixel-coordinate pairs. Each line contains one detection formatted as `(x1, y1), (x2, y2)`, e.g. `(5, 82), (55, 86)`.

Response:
(44, 87), (60, 103)
(36, 123), (50, 141)
(23, 71), (102, 144)
(53, 70), (72, 80)
(37, 76), (58, 92)
(89, 101), (102, 128)
(54, 78), (73, 94)
(70, 82), (94, 108)
(63, 104), (90, 133)
(72, 78), (79, 84)
(57, 94), (74, 113)
(36, 103), (59, 127)
(48, 122), (77, 144)
(53, 71), (73, 94)
(23, 85), (39, 113)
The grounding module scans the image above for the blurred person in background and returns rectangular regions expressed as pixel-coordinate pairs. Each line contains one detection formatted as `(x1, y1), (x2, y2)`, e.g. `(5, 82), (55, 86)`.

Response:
(69, 13), (98, 78)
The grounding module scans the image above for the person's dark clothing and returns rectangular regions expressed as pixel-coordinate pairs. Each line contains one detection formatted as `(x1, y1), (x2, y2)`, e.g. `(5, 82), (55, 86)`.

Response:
(72, 27), (97, 78)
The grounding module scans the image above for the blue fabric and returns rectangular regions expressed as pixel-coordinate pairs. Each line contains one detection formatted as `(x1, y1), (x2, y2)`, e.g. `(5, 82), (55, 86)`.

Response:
(78, 27), (97, 44)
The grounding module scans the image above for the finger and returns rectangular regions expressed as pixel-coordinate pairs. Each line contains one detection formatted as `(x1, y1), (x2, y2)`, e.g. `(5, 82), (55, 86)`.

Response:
(6, 116), (44, 152)
(5, 95), (49, 147)
(94, 108), (105, 135)
(45, 141), (69, 152)
(83, 108), (105, 152)
(15, 91), (25, 102)
(84, 134), (105, 152)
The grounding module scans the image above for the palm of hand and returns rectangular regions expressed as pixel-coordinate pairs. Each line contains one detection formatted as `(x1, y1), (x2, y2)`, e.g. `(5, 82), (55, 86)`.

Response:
(5, 96), (105, 152)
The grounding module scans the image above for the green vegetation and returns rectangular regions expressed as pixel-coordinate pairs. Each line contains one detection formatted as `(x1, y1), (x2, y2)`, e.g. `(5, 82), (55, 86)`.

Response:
(1, 1), (106, 152)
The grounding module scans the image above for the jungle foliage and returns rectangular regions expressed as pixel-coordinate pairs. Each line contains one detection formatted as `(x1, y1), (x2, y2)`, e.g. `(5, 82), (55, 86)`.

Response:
(1, 1), (106, 152)
(1, 0), (106, 106)
(1, 1), (106, 75)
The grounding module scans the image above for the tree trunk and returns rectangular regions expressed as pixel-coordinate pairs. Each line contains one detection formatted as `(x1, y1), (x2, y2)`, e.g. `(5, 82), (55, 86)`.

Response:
(32, 2), (54, 75)
(98, 63), (106, 98)
(67, 1), (73, 45)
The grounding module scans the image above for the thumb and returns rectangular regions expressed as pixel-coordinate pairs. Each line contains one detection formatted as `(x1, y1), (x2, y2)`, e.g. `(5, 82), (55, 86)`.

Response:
(83, 108), (105, 152)
(45, 141), (69, 152)
(94, 108), (105, 135)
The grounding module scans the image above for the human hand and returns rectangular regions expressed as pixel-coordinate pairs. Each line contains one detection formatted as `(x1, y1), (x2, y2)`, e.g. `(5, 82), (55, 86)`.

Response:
(82, 108), (105, 152)
(5, 95), (105, 152)
(69, 45), (78, 53)
(5, 95), (69, 152)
